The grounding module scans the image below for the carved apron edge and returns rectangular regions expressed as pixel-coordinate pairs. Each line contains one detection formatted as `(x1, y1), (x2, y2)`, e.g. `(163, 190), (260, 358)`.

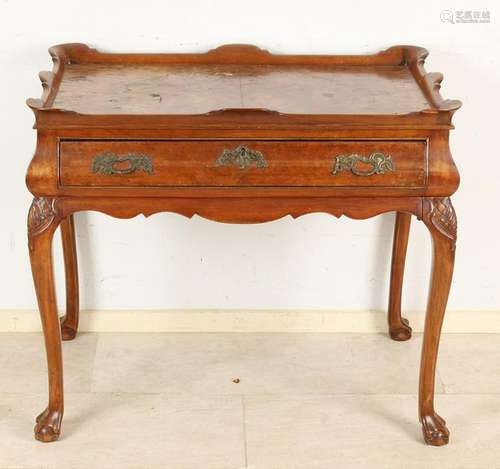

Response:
(28, 197), (59, 238)
(425, 197), (457, 241)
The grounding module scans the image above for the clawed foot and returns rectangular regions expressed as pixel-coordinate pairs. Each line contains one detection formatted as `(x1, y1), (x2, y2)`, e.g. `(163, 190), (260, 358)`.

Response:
(421, 413), (449, 446)
(60, 316), (77, 341)
(389, 317), (412, 341)
(34, 407), (62, 442)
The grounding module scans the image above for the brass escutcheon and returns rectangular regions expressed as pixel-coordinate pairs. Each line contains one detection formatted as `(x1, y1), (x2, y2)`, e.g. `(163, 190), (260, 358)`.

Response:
(91, 152), (153, 175)
(332, 152), (394, 176)
(215, 145), (268, 169)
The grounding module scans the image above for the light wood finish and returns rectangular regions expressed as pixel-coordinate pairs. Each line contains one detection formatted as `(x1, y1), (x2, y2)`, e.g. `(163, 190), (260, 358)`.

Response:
(26, 44), (461, 445)
(388, 212), (413, 341)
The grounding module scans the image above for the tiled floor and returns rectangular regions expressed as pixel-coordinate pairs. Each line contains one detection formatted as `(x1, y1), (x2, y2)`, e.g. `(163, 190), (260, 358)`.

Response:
(0, 332), (499, 468)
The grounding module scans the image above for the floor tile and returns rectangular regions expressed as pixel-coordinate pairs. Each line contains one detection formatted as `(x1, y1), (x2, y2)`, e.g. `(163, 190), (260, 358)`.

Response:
(346, 333), (445, 394)
(91, 333), (439, 395)
(0, 393), (245, 469)
(92, 332), (244, 394)
(1, 332), (499, 468)
(438, 334), (500, 393)
(244, 394), (500, 469)
(0, 333), (97, 393)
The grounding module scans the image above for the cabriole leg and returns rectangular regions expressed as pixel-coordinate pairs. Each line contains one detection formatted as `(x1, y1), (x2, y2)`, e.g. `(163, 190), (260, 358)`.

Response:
(388, 212), (412, 341)
(59, 215), (80, 340)
(419, 197), (457, 446)
(28, 197), (64, 442)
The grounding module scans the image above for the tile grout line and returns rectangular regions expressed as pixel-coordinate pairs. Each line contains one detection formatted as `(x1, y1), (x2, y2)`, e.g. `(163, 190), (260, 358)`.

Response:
(242, 395), (248, 469)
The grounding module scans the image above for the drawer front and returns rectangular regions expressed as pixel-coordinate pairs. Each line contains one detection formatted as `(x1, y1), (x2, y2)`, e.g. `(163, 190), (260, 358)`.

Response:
(59, 140), (427, 188)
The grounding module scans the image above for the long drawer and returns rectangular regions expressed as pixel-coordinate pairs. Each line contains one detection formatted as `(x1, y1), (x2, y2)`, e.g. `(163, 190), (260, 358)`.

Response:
(59, 139), (427, 188)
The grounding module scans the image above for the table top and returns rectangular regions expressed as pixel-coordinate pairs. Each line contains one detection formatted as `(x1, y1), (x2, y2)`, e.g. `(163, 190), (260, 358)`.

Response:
(27, 44), (461, 129)
(54, 63), (429, 116)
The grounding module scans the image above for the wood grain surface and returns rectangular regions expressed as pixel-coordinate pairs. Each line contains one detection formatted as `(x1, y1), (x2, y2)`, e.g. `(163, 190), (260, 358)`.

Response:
(25, 43), (461, 446)
(53, 63), (430, 115)
(59, 139), (426, 188)
(27, 44), (461, 130)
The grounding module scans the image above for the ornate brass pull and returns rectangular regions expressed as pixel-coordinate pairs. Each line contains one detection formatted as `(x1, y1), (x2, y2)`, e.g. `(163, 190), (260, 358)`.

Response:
(332, 152), (394, 176)
(215, 144), (268, 169)
(91, 152), (153, 175)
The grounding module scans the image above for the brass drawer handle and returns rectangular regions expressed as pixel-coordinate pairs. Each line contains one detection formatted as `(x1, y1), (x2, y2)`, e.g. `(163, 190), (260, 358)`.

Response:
(91, 152), (153, 175)
(332, 152), (394, 176)
(215, 144), (268, 169)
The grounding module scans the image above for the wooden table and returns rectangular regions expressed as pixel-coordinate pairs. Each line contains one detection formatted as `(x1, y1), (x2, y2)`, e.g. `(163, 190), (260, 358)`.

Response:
(26, 44), (461, 444)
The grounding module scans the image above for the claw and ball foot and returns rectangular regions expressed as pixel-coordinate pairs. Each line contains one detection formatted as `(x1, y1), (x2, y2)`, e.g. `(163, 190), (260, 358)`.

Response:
(418, 198), (457, 447)
(421, 413), (449, 446)
(29, 198), (65, 443)
(34, 407), (63, 442)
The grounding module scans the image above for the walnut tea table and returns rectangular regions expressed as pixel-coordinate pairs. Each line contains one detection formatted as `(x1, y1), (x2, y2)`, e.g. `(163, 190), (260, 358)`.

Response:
(26, 44), (461, 444)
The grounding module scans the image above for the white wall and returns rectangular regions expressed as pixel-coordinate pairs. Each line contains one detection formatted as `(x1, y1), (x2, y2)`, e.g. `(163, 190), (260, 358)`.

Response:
(0, 0), (499, 313)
